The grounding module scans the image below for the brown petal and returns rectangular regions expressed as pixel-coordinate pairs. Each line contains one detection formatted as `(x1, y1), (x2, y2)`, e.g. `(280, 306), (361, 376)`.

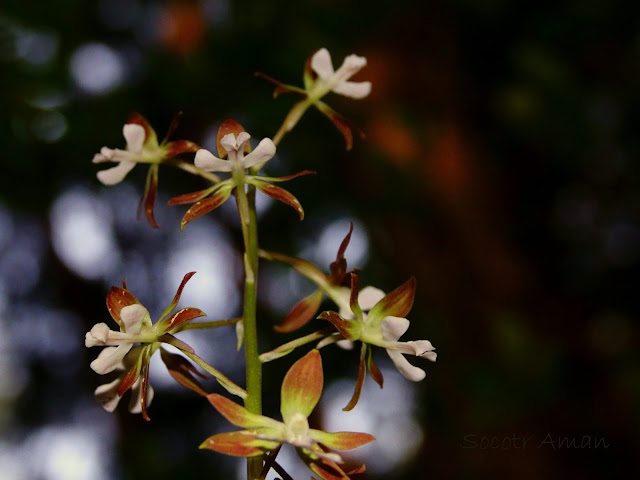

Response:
(199, 431), (274, 457)
(280, 350), (323, 422)
(168, 187), (216, 206)
(315, 101), (365, 151)
(138, 165), (159, 228)
(161, 307), (206, 332)
(117, 364), (140, 397)
(255, 182), (304, 220)
(348, 273), (363, 320)
(180, 188), (232, 230)
(217, 119), (249, 158)
(317, 311), (359, 341)
(366, 277), (416, 328)
(158, 271), (196, 320)
(140, 346), (152, 421)
(127, 112), (155, 143)
(343, 344), (367, 412)
(164, 111), (183, 142)
(329, 223), (353, 284)
(106, 287), (142, 329)
(366, 348), (384, 388)
(275, 289), (323, 333)
(255, 72), (307, 98)
(165, 139), (201, 157)
(160, 349), (208, 396)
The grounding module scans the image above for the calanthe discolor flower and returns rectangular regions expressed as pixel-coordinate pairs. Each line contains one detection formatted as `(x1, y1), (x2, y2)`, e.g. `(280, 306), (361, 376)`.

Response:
(169, 119), (313, 230)
(202, 350), (374, 480)
(92, 112), (200, 227)
(319, 274), (436, 410)
(85, 272), (243, 419)
(257, 48), (371, 150)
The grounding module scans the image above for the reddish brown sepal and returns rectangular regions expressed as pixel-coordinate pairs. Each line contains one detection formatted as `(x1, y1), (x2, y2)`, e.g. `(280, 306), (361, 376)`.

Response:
(366, 348), (384, 388)
(348, 273), (363, 320)
(160, 348), (208, 396)
(163, 307), (206, 332)
(180, 188), (232, 230)
(164, 111), (183, 142)
(217, 119), (249, 158)
(275, 289), (324, 333)
(303, 454), (350, 480)
(127, 112), (153, 141)
(367, 276), (416, 323)
(140, 347), (152, 421)
(255, 72), (306, 98)
(168, 188), (215, 206)
(159, 271), (196, 320)
(138, 164), (159, 228)
(258, 170), (316, 182)
(200, 431), (267, 457)
(329, 223), (353, 284)
(316, 101), (365, 151)
(165, 140), (201, 157)
(343, 344), (367, 412)
(117, 365), (139, 396)
(106, 287), (141, 329)
(318, 311), (357, 340)
(255, 182), (305, 220)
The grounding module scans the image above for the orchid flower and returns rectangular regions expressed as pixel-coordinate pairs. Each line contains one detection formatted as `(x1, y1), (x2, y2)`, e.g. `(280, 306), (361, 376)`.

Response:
(319, 274), (436, 411)
(92, 112), (200, 227)
(202, 350), (374, 480)
(257, 48), (371, 150)
(169, 119), (314, 230)
(85, 272), (245, 419)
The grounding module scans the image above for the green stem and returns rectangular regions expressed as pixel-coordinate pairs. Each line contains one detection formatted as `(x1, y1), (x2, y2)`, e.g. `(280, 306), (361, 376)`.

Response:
(272, 99), (313, 147)
(259, 327), (334, 363)
(233, 167), (262, 480)
(179, 318), (241, 331)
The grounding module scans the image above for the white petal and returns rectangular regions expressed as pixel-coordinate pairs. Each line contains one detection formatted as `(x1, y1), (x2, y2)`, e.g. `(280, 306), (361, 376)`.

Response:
(90, 344), (133, 374)
(96, 160), (136, 185)
(336, 339), (355, 350)
(386, 349), (426, 382)
(358, 286), (385, 311)
(310, 48), (334, 81)
(194, 149), (232, 172)
(94, 377), (123, 412)
(220, 133), (238, 153)
(128, 379), (154, 414)
(120, 304), (149, 334)
(334, 54), (367, 82)
(236, 131), (251, 148)
(380, 316), (410, 342)
(332, 80), (371, 99)
(123, 124), (145, 153)
(85, 323), (111, 347)
(92, 151), (110, 163)
(242, 138), (276, 170)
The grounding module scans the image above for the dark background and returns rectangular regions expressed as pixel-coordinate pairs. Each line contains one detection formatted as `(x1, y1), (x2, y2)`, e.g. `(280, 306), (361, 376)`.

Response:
(1, 0), (638, 479)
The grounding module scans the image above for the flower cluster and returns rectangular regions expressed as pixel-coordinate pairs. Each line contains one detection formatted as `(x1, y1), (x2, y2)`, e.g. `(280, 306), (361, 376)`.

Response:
(86, 48), (436, 480)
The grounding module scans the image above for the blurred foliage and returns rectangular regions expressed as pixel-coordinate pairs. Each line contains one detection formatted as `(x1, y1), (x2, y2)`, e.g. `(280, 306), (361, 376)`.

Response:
(1, 0), (639, 479)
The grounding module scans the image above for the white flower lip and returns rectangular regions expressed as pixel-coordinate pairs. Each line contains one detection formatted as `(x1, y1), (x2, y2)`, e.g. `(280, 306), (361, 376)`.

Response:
(310, 48), (372, 99)
(194, 132), (276, 173)
(92, 123), (156, 185)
